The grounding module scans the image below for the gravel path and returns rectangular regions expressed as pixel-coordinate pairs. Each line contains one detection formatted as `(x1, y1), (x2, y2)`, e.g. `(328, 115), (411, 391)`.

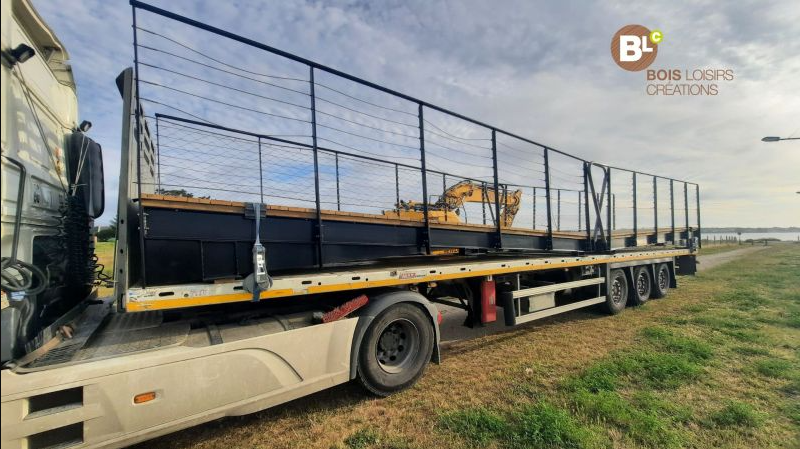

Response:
(697, 245), (770, 271)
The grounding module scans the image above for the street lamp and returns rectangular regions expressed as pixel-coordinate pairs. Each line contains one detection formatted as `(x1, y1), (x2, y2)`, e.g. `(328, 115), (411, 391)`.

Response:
(762, 136), (800, 142)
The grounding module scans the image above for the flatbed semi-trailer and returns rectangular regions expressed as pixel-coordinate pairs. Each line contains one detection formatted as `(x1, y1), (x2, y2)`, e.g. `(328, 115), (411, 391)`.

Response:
(1, 1), (700, 448)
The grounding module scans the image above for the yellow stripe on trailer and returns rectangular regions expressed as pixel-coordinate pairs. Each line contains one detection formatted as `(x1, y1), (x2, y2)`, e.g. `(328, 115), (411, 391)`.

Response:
(125, 249), (691, 312)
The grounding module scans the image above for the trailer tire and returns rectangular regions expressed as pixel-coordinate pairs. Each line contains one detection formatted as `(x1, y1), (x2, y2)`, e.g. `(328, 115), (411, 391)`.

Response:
(357, 303), (434, 397)
(651, 263), (670, 299)
(604, 269), (628, 314)
(631, 266), (652, 306)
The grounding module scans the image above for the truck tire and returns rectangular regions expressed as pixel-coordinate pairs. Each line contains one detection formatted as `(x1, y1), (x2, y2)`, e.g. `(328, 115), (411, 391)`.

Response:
(631, 266), (652, 306)
(651, 263), (670, 299)
(357, 303), (435, 397)
(604, 269), (628, 314)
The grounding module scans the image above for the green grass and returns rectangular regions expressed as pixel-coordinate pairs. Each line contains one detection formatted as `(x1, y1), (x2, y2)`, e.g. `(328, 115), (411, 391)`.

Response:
(344, 428), (381, 449)
(508, 402), (605, 449)
(439, 403), (607, 449)
(438, 408), (508, 446)
(708, 401), (765, 428)
(753, 358), (795, 379)
(434, 245), (799, 449)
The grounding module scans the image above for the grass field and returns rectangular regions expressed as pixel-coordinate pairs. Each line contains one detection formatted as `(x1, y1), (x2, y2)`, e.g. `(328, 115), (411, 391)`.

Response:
(95, 241), (115, 297)
(139, 243), (799, 449)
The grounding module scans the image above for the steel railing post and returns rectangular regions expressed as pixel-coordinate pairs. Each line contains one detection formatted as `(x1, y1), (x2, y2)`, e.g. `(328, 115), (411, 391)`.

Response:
(612, 193), (616, 230)
(309, 67), (324, 267)
(395, 163), (400, 217)
(491, 129), (502, 248)
(131, 5), (147, 287)
(684, 182), (690, 246)
(632, 172), (638, 246)
(418, 103), (431, 254)
(696, 185), (701, 248)
(257, 137), (264, 204)
(653, 176), (658, 238)
(335, 153), (340, 211)
(556, 189), (561, 231)
(670, 179), (675, 244)
(544, 147), (553, 250)
(606, 168), (612, 250)
(532, 187), (536, 229)
(155, 116), (161, 191)
(583, 162), (591, 247)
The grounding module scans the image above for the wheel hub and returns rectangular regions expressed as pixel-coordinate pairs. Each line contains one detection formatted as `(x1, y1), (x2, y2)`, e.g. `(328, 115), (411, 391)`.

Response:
(376, 319), (419, 374)
(637, 273), (648, 295)
(611, 278), (624, 303)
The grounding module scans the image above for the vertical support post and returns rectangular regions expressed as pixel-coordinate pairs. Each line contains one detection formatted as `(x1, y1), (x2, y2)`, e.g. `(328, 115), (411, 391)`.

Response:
(309, 67), (324, 268)
(606, 168), (612, 250)
(632, 172), (638, 246)
(131, 5), (147, 287)
(543, 147), (553, 250)
(532, 187), (536, 229)
(684, 182), (690, 246)
(612, 194), (616, 230)
(418, 103), (431, 254)
(653, 176), (658, 238)
(578, 191), (582, 232)
(335, 153), (341, 211)
(257, 137), (264, 204)
(442, 173), (447, 222)
(154, 117), (161, 191)
(395, 163), (400, 217)
(491, 130), (502, 248)
(556, 189), (561, 231)
(695, 184), (702, 248)
(670, 179), (675, 244)
(482, 182), (487, 225)
(583, 162), (591, 246)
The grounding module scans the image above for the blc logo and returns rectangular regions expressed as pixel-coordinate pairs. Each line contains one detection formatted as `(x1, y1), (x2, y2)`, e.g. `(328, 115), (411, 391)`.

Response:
(611, 25), (663, 71)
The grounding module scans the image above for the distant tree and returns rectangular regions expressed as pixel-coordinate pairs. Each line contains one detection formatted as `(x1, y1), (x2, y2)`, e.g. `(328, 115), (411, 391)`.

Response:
(96, 214), (118, 242)
(155, 188), (210, 199)
(109, 215), (118, 235)
(156, 188), (195, 197)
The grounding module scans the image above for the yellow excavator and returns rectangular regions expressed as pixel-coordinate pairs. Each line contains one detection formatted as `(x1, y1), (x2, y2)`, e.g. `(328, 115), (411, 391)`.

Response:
(385, 180), (522, 227)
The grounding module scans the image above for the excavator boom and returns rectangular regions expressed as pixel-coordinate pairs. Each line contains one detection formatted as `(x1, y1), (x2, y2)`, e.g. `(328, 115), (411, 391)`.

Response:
(386, 180), (522, 227)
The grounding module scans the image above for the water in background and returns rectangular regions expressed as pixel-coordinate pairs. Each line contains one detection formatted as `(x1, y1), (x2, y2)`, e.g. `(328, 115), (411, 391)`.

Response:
(703, 232), (799, 242)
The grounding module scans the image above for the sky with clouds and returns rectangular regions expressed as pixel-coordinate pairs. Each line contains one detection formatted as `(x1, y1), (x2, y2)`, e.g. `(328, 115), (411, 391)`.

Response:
(32, 0), (800, 229)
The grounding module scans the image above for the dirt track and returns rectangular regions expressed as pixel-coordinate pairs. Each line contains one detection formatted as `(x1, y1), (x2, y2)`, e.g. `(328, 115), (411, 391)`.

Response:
(697, 245), (769, 271)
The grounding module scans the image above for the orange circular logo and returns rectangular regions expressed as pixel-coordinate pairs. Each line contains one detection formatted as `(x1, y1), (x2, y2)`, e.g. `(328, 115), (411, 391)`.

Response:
(611, 25), (659, 71)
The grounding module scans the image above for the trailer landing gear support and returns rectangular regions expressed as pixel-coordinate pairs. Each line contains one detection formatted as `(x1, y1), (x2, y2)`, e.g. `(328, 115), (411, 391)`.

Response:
(356, 303), (435, 397)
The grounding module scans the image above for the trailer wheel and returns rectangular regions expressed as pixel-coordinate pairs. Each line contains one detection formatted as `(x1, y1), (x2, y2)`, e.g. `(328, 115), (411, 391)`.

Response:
(651, 263), (670, 299)
(357, 303), (434, 397)
(604, 269), (628, 314)
(631, 266), (652, 306)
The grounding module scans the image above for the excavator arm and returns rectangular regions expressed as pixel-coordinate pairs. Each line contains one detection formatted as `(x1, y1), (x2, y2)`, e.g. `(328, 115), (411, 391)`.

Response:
(388, 180), (522, 228)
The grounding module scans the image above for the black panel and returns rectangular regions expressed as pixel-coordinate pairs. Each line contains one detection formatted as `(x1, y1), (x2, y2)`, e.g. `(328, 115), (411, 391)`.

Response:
(201, 241), (237, 280)
(144, 239), (202, 285)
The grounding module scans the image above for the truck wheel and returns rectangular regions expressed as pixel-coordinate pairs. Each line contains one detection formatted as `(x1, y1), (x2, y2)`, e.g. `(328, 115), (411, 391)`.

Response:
(631, 266), (652, 306)
(357, 303), (434, 397)
(604, 269), (628, 314)
(651, 263), (670, 299)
